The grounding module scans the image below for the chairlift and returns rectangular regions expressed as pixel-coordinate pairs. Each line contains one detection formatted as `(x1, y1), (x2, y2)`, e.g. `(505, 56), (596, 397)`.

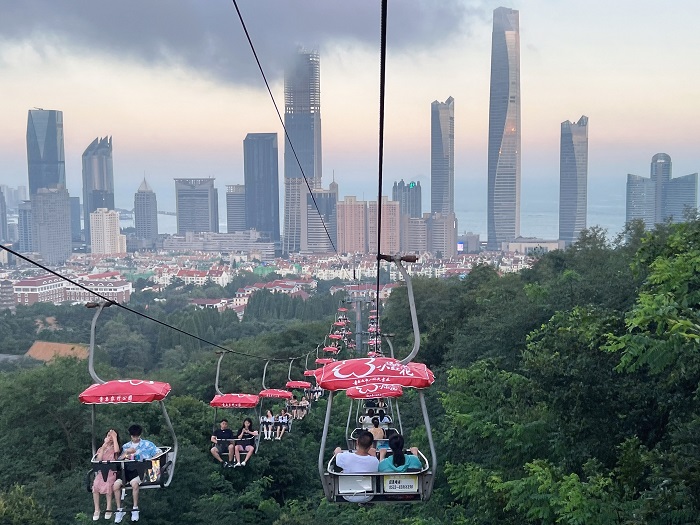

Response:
(317, 255), (437, 503)
(80, 302), (177, 493)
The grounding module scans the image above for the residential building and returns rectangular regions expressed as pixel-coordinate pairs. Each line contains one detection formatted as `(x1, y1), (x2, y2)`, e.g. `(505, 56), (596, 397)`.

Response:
(336, 196), (367, 254)
(244, 133), (280, 242)
(487, 7), (521, 250)
(284, 50), (322, 253)
(90, 208), (126, 255)
(82, 136), (114, 246)
(134, 178), (158, 247)
(32, 187), (72, 265)
(14, 274), (65, 305)
(301, 189), (336, 254)
(626, 154), (698, 227)
(428, 212), (458, 258)
(392, 180), (422, 218)
(226, 184), (246, 233)
(368, 197), (400, 255)
(431, 97), (455, 215)
(559, 116), (589, 245)
(175, 178), (219, 234)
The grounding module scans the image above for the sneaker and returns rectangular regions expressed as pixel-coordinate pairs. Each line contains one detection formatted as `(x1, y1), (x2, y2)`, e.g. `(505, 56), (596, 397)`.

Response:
(114, 510), (126, 524)
(233, 462), (241, 468)
(104, 511), (112, 520)
(222, 461), (229, 468)
(93, 512), (100, 521)
(131, 508), (140, 522)
(241, 461), (246, 467)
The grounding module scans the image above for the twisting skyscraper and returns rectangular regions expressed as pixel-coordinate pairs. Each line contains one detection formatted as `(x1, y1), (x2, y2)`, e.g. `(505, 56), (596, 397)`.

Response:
(431, 97), (454, 215)
(26, 109), (65, 196)
(283, 50), (322, 254)
(82, 136), (114, 246)
(487, 7), (520, 250)
(559, 116), (589, 245)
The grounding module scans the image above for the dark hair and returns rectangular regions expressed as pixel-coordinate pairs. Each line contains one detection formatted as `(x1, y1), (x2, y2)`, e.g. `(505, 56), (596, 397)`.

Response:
(128, 424), (143, 437)
(106, 429), (120, 447)
(367, 409), (375, 417)
(357, 430), (375, 451)
(220, 418), (228, 424)
(372, 417), (380, 428)
(388, 434), (405, 467)
(243, 417), (253, 427)
(378, 410), (386, 418)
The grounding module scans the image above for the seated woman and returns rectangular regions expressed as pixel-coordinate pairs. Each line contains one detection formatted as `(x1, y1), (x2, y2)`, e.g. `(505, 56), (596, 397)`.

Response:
(368, 418), (387, 449)
(377, 410), (392, 430)
(92, 429), (120, 521)
(298, 396), (310, 419)
(289, 396), (300, 420)
(260, 410), (274, 440)
(378, 434), (422, 473)
(275, 409), (290, 440)
(360, 409), (376, 430)
(233, 418), (258, 467)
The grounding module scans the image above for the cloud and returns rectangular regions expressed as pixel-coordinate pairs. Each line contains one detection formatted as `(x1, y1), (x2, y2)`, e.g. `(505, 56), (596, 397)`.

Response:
(0, 0), (481, 86)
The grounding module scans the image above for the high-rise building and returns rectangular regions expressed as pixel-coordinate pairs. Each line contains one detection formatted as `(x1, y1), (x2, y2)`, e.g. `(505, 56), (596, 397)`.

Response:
(392, 180), (422, 219)
(626, 154), (698, 227)
(428, 212), (458, 258)
(244, 133), (280, 241)
(18, 201), (33, 253)
(226, 185), (246, 233)
(32, 187), (72, 265)
(134, 178), (158, 246)
(90, 208), (126, 255)
(559, 116), (589, 245)
(70, 196), (82, 242)
(0, 190), (7, 242)
(175, 178), (219, 234)
(301, 189), (336, 254)
(26, 109), (65, 196)
(283, 50), (322, 253)
(401, 216), (428, 254)
(82, 137), (114, 246)
(337, 196), (367, 254)
(431, 97), (455, 215)
(487, 7), (521, 250)
(368, 197), (400, 255)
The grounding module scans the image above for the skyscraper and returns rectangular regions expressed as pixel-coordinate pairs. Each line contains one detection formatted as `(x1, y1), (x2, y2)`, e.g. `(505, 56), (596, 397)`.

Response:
(336, 196), (367, 254)
(226, 185), (246, 233)
(559, 116), (589, 244)
(175, 178), (219, 234)
(283, 50), (322, 254)
(82, 137), (114, 247)
(431, 97), (455, 215)
(626, 154), (698, 227)
(244, 133), (280, 241)
(134, 179), (158, 246)
(368, 197), (400, 255)
(33, 187), (72, 265)
(0, 190), (7, 243)
(70, 196), (82, 242)
(487, 7), (521, 250)
(18, 201), (33, 253)
(90, 208), (126, 255)
(392, 179), (422, 218)
(301, 189), (336, 253)
(26, 109), (65, 196)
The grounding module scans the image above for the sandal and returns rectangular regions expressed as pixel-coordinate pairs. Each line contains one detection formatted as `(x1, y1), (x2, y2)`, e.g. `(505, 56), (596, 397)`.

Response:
(104, 511), (113, 520)
(93, 512), (100, 521)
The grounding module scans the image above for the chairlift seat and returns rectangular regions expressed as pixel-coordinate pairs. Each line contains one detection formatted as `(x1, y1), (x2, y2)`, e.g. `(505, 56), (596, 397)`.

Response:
(87, 447), (172, 492)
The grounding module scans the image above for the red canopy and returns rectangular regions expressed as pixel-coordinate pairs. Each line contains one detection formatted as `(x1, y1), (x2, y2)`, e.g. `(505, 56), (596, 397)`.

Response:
(323, 346), (340, 354)
(317, 358), (435, 391)
(210, 393), (260, 409)
(303, 369), (317, 377)
(316, 358), (335, 365)
(328, 334), (343, 340)
(333, 321), (346, 327)
(259, 388), (293, 399)
(79, 380), (171, 404)
(285, 380), (312, 389)
(337, 307), (348, 312)
(346, 383), (403, 399)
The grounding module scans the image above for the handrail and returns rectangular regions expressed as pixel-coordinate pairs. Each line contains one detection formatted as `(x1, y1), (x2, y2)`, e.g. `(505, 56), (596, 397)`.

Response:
(214, 352), (226, 395)
(87, 301), (113, 385)
(262, 360), (270, 390)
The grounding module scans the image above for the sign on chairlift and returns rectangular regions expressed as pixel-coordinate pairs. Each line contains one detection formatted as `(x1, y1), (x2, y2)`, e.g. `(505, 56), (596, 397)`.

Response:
(383, 474), (419, 493)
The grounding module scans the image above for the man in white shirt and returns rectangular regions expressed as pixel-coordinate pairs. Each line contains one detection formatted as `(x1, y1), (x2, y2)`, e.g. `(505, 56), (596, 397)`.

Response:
(333, 431), (379, 503)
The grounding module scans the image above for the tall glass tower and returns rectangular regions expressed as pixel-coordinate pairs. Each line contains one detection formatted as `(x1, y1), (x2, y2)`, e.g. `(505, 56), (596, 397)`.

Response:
(487, 7), (520, 250)
(26, 109), (65, 196)
(559, 116), (588, 245)
(431, 97), (454, 215)
(82, 136), (114, 247)
(175, 178), (218, 234)
(244, 133), (280, 242)
(283, 50), (322, 254)
(134, 178), (158, 247)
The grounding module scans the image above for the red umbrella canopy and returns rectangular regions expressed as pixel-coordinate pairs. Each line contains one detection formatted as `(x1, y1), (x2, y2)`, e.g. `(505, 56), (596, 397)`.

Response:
(323, 346), (340, 354)
(259, 388), (293, 399)
(316, 358), (335, 365)
(333, 321), (346, 327)
(317, 358), (435, 391)
(328, 334), (343, 340)
(210, 393), (259, 409)
(79, 380), (171, 404)
(303, 369), (317, 377)
(346, 383), (403, 399)
(285, 380), (312, 389)
(337, 307), (348, 312)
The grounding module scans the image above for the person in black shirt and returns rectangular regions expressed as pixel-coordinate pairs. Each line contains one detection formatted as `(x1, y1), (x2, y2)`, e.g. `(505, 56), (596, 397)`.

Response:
(210, 419), (235, 467)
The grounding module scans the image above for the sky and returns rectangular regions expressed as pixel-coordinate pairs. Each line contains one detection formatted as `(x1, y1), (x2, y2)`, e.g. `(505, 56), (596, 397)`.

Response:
(1, 0), (699, 239)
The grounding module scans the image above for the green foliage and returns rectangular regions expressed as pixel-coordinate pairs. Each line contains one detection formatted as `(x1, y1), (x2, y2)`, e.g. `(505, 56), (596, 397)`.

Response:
(0, 485), (54, 525)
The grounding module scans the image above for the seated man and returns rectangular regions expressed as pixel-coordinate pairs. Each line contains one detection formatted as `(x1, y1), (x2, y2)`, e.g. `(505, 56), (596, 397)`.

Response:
(210, 419), (235, 467)
(333, 430), (379, 503)
(113, 424), (159, 523)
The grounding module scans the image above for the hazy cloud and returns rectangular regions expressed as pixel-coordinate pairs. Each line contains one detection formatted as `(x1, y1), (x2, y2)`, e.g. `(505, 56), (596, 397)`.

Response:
(0, 0), (484, 85)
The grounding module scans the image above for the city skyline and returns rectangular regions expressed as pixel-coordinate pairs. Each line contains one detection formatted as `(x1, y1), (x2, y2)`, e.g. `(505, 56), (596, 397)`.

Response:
(2, 1), (700, 241)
